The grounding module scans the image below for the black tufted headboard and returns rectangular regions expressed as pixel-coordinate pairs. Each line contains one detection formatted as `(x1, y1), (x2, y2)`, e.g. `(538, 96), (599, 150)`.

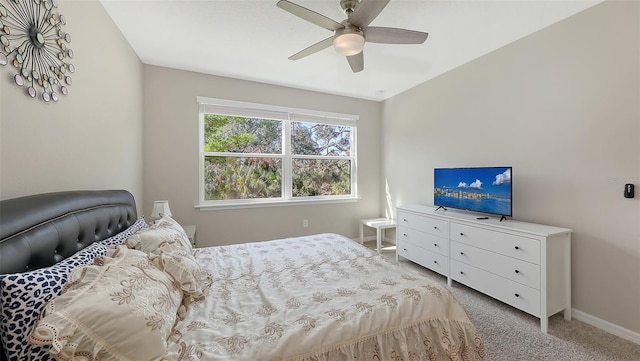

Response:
(0, 189), (137, 275)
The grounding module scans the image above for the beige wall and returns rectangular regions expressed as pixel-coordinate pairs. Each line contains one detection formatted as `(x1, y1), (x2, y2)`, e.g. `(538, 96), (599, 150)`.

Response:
(383, 1), (640, 334)
(0, 0), (144, 210)
(142, 65), (381, 245)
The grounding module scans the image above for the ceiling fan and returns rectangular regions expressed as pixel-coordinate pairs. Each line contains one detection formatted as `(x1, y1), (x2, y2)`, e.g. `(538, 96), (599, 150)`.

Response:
(277, 0), (428, 73)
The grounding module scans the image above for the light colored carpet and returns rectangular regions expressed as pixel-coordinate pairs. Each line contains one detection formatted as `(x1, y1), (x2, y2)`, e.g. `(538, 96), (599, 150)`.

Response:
(373, 244), (640, 361)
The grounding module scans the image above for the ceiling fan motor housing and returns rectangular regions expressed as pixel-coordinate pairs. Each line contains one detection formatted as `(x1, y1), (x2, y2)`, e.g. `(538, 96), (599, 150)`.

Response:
(340, 0), (359, 14)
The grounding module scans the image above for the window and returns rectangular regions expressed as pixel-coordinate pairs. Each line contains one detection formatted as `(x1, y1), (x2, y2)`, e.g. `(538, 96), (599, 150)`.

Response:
(197, 97), (358, 208)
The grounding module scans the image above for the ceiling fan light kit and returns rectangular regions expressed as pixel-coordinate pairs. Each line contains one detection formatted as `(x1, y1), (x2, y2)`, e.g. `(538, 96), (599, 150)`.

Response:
(333, 28), (365, 56)
(277, 0), (428, 73)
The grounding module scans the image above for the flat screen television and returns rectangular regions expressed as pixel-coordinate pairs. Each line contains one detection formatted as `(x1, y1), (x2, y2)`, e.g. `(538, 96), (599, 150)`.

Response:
(434, 166), (512, 218)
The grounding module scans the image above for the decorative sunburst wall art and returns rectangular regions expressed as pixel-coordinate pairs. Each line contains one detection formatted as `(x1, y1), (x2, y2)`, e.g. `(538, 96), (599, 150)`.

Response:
(0, 0), (74, 102)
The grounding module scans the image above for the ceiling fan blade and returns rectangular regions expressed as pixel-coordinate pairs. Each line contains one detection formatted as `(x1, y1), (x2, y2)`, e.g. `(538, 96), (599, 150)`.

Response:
(365, 27), (429, 44)
(277, 0), (344, 31)
(347, 51), (364, 73)
(349, 0), (390, 29)
(289, 36), (335, 60)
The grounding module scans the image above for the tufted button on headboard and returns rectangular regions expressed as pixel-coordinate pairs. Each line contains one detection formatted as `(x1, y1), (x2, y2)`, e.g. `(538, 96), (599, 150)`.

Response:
(0, 189), (137, 274)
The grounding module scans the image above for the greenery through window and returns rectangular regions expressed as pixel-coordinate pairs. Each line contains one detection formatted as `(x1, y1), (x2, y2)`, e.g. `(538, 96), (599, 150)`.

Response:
(199, 98), (357, 206)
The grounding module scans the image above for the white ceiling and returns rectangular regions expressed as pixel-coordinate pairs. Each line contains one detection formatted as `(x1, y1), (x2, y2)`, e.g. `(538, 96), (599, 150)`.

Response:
(100, 0), (602, 101)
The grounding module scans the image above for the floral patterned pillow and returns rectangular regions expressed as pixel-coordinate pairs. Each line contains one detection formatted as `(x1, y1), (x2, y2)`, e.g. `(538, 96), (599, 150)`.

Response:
(125, 216), (191, 254)
(93, 244), (152, 268)
(29, 251), (183, 361)
(152, 243), (212, 304)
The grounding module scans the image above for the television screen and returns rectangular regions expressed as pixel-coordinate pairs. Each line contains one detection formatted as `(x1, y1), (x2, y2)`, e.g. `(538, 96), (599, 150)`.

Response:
(434, 166), (512, 217)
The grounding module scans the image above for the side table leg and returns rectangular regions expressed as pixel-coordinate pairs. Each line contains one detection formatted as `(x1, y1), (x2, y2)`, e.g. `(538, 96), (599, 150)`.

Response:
(359, 222), (364, 245)
(376, 227), (382, 253)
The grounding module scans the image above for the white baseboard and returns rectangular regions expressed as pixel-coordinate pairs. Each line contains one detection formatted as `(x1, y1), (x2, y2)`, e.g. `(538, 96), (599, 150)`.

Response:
(355, 236), (397, 246)
(572, 309), (640, 345)
(355, 236), (376, 243)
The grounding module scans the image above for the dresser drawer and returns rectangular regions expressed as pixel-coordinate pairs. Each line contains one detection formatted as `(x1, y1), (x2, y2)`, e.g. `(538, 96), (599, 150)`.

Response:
(450, 222), (540, 264)
(398, 210), (449, 238)
(451, 260), (540, 317)
(397, 240), (449, 277)
(397, 226), (449, 256)
(450, 241), (540, 289)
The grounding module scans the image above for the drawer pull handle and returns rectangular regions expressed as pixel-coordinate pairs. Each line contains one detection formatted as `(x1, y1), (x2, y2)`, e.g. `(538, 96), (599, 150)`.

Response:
(515, 293), (520, 298)
(403, 248), (407, 251)
(460, 232), (464, 236)
(460, 252), (464, 255)
(514, 246), (520, 250)
(403, 218), (407, 222)
(515, 270), (520, 274)
(434, 226), (438, 229)
(460, 271), (464, 275)
(434, 243), (438, 247)
(434, 261), (438, 264)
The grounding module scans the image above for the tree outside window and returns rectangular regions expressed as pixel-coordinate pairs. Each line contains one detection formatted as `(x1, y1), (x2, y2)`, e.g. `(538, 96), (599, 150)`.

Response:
(200, 106), (357, 206)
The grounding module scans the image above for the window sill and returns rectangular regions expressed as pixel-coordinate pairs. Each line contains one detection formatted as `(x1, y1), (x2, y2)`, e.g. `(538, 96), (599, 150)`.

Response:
(195, 196), (359, 211)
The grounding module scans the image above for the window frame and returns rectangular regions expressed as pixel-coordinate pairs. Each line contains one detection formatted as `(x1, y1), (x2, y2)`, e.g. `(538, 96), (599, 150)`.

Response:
(196, 96), (359, 210)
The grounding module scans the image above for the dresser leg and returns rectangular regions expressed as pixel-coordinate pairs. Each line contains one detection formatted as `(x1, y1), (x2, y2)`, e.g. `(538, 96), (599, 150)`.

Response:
(540, 317), (549, 333)
(564, 308), (572, 321)
(447, 277), (452, 287)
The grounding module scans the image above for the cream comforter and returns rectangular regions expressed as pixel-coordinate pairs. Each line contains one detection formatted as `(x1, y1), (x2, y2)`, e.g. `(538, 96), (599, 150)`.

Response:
(166, 233), (484, 361)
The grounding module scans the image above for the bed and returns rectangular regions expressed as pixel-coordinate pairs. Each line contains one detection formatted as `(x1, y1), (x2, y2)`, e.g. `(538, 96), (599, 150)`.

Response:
(0, 190), (485, 361)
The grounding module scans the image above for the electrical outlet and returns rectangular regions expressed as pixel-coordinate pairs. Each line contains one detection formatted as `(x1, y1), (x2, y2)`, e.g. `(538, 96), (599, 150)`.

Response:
(303, 219), (308, 228)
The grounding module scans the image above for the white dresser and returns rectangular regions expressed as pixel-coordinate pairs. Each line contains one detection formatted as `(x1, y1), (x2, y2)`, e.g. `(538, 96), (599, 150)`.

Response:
(396, 205), (572, 332)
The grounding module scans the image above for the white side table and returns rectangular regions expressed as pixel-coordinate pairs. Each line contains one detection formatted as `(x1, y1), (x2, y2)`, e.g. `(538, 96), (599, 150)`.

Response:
(359, 218), (397, 253)
(182, 225), (196, 247)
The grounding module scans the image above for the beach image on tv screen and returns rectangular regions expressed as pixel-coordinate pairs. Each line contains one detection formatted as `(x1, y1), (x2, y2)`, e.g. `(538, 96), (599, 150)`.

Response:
(434, 167), (512, 216)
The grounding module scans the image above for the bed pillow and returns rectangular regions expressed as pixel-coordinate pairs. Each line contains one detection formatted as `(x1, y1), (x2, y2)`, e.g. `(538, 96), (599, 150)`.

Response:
(125, 216), (191, 254)
(152, 243), (212, 303)
(98, 216), (149, 248)
(0, 243), (109, 361)
(29, 254), (183, 361)
(93, 244), (153, 268)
